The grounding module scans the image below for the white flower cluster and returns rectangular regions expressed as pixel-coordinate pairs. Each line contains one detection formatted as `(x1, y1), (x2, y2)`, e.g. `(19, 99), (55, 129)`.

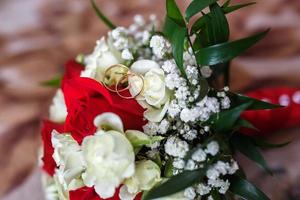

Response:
(150, 35), (171, 59)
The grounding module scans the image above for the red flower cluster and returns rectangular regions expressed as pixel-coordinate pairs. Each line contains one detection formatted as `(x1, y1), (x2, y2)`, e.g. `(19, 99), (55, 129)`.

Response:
(41, 60), (145, 200)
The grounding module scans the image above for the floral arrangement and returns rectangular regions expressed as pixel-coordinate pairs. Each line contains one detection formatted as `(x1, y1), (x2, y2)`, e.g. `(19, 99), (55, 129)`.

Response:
(41, 0), (286, 200)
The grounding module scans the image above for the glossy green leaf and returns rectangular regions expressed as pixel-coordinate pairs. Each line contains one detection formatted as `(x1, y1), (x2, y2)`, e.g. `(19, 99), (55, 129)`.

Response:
(213, 102), (252, 133)
(234, 119), (258, 131)
(230, 176), (270, 200)
(231, 134), (273, 175)
(222, 0), (231, 8)
(191, 2), (254, 34)
(195, 29), (269, 66)
(254, 138), (291, 149)
(223, 2), (256, 14)
(41, 75), (62, 88)
(185, 0), (218, 21)
(228, 92), (283, 110)
(209, 3), (230, 44)
(91, 0), (116, 29)
(193, 3), (229, 47)
(164, 158), (174, 178)
(172, 26), (188, 79)
(166, 0), (185, 26)
(191, 15), (207, 34)
(163, 6), (188, 80)
(198, 77), (209, 100)
(163, 16), (176, 39)
(144, 169), (206, 200)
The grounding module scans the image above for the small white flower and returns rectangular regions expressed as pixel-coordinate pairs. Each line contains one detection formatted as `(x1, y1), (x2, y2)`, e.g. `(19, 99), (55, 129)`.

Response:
(192, 149), (207, 162)
(207, 195), (214, 200)
(165, 137), (189, 158)
(49, 89), (67, 123)
(206, 168), (220, 180)
(185, 160), (197, 171)
(81, 130), (135, 199)
(228, 161), (239, 174)
(143, 122), (159, 136)
(184, 187), (196, 199)
(196, 183), (211, 195)
(200, 66), (212, 78)
(122, 49), (134, 60)
(208, 179), (230, 194)
(150, 35), (171, 59)
(133, 15), (145, 27)
(173, 158), (185, 169)
(205, 141), (219, 156)
(158, 119), (170, 134)
(221, 96), (231, 109)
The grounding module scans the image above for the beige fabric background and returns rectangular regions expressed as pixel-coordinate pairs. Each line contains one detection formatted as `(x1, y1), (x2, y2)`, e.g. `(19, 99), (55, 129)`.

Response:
(0, 0), (299, 199)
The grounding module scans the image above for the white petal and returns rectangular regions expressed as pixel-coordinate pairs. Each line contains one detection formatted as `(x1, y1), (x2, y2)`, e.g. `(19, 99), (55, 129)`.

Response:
(130, 60), (160, 75)
(94, 112), (124, 133)
(144, 98), (170, 122)
(119, 185), (137, 200)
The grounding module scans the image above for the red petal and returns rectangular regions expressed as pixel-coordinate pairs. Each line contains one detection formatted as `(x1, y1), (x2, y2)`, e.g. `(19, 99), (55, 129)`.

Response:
(41, 120), (64, 176)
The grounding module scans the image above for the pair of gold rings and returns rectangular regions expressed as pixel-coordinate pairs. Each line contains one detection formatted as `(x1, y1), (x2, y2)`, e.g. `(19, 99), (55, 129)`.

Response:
(103, 64), (144, 99)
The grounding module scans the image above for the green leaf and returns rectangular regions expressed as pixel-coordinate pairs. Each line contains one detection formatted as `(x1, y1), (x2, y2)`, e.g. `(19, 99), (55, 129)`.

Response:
(163, 2), (189, 81)
(228, 92), (283, 110)
(172, 26), (188, 79)
(166, 0), (185, 26)
(223, 2), (256, 14)
(191, 2), (254, 34)
(144, 169), (206, 200)
(230, 176), (270, 200)
(192, 3), (229, 47)
(208, 2), (230, 43)
(198, 77), (209, 100)
(231, 134), (273, 175)
(91, 0), (116, 29)
(213, 102), (252, 133)
(191, 15), (207, 35)
(254, 138), (291, 149)
(185, 0), (218, 21)
(163, 16), (176, 39)
(234, 119), (258, 131)
(40, 75), (62, 88)
(222, 0), (231, 8)
(164, 158), (174, 178)
(195, 29), (269, 66)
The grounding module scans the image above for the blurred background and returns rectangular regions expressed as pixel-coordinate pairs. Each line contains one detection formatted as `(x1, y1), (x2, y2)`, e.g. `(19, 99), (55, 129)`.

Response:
(0, 0), (299, 199)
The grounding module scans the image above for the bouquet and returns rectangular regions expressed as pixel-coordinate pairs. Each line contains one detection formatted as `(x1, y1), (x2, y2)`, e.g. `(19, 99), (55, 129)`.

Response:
(41, 0), (286, 200)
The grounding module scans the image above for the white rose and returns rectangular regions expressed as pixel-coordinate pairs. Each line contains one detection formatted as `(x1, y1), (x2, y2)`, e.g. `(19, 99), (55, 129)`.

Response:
(129, 60), (172, 122)
(49, 89), (67, 123)
(51, 131), (85, 191)
(81, 130), (135, 199)
(125, 160), (161, 193)
(81, 37), (123, 82)
(119, 160), (161, 200)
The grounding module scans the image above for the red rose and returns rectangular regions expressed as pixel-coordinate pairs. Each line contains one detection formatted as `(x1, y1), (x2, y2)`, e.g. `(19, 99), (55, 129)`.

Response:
(241, 87), (300, 136)
(69, 187), (142, 200)
(63, 59), (84, 82)
(62, 77), (146, 144)
(41, 60), (84, 176)
(41, 120), (64, 176)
